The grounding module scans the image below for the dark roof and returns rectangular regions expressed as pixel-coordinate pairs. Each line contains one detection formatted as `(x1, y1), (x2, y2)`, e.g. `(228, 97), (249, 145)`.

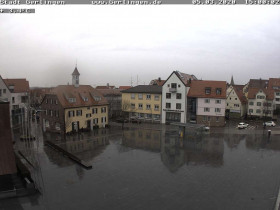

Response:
(121, 85), (162, 94)
(72, 67), (80, 76)
(188, 80), (227, 99)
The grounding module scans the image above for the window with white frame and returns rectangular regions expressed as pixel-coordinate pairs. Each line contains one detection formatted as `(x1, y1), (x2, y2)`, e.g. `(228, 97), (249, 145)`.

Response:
(257, 95), (265, 99)
(257, 102), (261, 106)
(131, 94), (135, 99)
(154, 95), (160, 101)
(204, 107), (210, 112)
(249, 109), (253, 113)
(76, 110), (82, 116)
(249, 101), (254, 106)
(215, 99), (221, 104)
(166, 103), (171, 109)
(92, 108), (98, 114)
(176, 93), (182, 99)
(146, 94), (151, 100)
(146, 104), (151, 110)
(176, 103), (181, 110)
(166, 93), (171, 99)
(205, 99), (210, 103)
(101, 107), (106, 113)
(131, 103), (135, 109)
(138, 94), (143, 100)
(55, 123), (60, 130)
(138, 103), (143, 109)
(154, 104), (159, 111)
(215, 108), (221, 113)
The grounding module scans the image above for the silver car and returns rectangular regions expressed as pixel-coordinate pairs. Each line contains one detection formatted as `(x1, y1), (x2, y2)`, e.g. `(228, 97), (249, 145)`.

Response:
(238, 122), (249, 129)
(263, 121), (276, 127)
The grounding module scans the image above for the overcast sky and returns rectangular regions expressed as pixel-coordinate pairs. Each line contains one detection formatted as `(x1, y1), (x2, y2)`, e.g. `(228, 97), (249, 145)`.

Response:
(0, 5), (279, 87)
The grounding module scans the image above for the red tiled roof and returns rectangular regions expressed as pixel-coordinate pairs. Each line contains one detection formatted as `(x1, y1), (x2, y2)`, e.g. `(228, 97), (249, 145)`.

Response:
(149, 79), (166, 86)
(3, 78), (29, 93)
(0, 102), (17, 175)
(176, 71), (197, 86)
(188, 80), (227, 99)
(49, 85), (108, 108)
(232, 85), (247, 104)
(119, 86), (131, 90)
(268, 78), (280, 90)
(247, 87), (274, 100)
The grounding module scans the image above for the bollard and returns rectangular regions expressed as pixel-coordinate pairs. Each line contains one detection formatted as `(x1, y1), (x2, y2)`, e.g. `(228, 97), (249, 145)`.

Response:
(268, 130), (271, 137)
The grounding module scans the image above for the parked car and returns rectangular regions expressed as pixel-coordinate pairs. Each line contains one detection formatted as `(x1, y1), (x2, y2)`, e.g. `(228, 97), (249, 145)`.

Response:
(116, 118), (128, 123)
(263, 121), (276, 127)
(238, 122), (249, 129)
(131, 118), (141, 124)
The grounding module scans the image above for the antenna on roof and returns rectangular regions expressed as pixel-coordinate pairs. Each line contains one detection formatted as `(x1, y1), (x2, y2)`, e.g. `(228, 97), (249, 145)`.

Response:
(75, 59), (77, 68)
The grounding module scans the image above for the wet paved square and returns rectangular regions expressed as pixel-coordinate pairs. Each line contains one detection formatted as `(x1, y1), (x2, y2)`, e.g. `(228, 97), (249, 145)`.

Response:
(2, 126), (280, 210)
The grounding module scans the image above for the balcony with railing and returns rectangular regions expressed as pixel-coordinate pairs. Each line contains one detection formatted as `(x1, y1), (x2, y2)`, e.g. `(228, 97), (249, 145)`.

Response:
(169, 88), (177, 93)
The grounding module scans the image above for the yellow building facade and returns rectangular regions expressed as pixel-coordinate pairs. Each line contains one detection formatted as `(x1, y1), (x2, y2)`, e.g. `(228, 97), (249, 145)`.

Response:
(121, 85), (162, 122)
(64, 105), (109, 133)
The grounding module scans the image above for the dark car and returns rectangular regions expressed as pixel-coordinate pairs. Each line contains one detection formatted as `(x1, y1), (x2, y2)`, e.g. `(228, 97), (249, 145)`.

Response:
(116, 118), (128, 123)
(131, 118), (141, 124)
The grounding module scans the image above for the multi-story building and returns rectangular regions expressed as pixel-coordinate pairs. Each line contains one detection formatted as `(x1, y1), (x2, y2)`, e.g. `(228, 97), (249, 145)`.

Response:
(96, 88), (122, 119)
(226, 85), (247, 118)
(268, 78), (280, 114)
(187, 80), (227, 127)
(30, 87), (53, 108)
(245, 78), (280, 119)
(161, 71), (197, 124)
(41, 67), (109, 135)
(247, 88), (273, 118)
(121, 85), (162, 123)
(0, 75), (11, 103)
(2, 78), (30, 126)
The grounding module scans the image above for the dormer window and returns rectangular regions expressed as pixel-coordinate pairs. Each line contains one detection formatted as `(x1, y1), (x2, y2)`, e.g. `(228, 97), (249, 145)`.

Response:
(216, 88), (222, 95)
(82, 97), (88, 102)
(205, 87), (211, 94)
(9, 85), (14, 93)
(93, 96), (101, 101)
(68, 98), (76, 103)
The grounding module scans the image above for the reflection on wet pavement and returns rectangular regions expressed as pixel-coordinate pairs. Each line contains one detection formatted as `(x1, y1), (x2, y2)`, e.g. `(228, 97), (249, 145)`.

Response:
(3, 126), (280, 210)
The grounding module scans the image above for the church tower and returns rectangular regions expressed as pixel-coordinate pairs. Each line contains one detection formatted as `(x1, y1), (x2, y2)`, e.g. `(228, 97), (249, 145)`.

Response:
(230, 75), (235, 86)
(72, 65), (80, 88)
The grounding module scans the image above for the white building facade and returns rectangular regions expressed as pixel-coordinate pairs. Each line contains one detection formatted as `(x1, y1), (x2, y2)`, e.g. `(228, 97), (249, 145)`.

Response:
(161, 71), (196, 124)
(247, 90), (273, 118)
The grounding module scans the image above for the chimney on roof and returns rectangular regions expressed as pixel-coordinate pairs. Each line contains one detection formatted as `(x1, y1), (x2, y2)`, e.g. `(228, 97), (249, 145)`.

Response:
(158, 77), (161, 82)
(107, 83), (109, 88)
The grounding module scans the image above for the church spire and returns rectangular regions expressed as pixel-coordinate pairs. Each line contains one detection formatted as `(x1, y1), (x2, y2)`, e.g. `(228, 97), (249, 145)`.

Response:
(230, 75), (234, 86)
